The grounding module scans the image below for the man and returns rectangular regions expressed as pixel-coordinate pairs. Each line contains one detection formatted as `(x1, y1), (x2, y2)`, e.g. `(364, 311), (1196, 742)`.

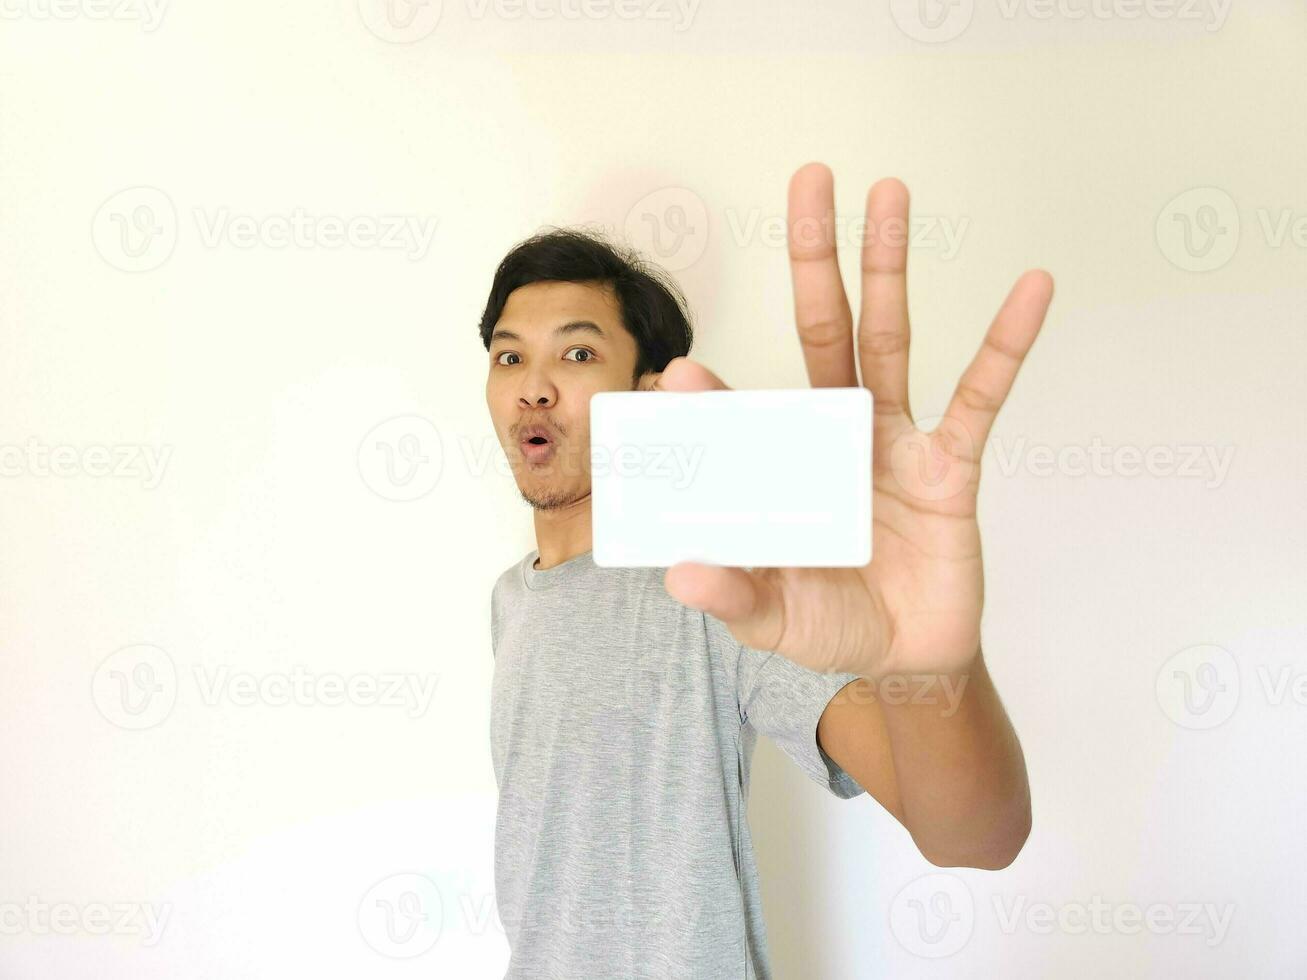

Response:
(483, 162), (1052, 978)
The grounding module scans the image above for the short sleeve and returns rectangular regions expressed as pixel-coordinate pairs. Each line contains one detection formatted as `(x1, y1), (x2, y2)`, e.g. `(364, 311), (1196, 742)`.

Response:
(711, 613), (866, 801)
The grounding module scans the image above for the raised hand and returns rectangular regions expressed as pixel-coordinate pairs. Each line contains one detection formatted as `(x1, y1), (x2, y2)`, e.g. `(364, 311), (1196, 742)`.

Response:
(649, 163), (1054, 683)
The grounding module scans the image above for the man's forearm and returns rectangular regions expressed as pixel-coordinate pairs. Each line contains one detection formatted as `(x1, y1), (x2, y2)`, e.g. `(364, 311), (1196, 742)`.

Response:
(879, 648), (1031, 870)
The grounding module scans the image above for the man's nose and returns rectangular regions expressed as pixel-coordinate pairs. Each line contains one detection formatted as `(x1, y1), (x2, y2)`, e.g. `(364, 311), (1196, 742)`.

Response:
(518, 373), (556, 408)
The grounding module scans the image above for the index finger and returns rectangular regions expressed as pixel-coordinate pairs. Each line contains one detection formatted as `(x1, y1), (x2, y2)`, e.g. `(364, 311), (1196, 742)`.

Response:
(942, 269), (1054, 448)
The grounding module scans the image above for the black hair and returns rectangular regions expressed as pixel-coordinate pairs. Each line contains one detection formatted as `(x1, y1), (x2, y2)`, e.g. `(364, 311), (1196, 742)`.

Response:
(478, 226), (694, 385)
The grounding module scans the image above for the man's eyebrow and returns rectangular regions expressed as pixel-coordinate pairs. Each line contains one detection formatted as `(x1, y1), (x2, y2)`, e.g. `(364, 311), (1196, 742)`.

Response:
(489, 320), (608, 345)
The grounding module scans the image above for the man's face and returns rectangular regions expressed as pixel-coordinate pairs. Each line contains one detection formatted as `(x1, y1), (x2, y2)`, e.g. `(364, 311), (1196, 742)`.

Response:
(485, 280), (643, 511)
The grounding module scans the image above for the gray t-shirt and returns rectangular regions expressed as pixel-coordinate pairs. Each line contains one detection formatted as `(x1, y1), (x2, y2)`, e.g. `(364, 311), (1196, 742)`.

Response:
(490, 547), (866, 979)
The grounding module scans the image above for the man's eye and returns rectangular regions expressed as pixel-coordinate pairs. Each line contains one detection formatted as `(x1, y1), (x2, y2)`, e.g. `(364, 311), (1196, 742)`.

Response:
(496, 352), (520, 366)
(565, 348), (594, 363)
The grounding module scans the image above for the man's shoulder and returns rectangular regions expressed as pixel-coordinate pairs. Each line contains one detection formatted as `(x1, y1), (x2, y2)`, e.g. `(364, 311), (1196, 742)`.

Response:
(491, 553), (527, 600)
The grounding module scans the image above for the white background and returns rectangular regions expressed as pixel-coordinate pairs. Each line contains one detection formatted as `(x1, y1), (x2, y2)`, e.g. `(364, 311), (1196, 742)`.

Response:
(1, 0), (1304, 976)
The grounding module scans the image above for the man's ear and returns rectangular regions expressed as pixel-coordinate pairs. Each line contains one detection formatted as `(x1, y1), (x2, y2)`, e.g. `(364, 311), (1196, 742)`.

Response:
(635, 370), (662, 391)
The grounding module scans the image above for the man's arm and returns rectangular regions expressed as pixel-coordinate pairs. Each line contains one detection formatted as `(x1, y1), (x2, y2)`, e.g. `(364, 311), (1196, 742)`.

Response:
(655, 167), (1050, 872)
(817, 649), (1031, 870)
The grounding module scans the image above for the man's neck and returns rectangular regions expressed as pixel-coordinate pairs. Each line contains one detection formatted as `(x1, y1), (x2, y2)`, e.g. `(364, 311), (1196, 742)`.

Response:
(532, 499), (593, 570)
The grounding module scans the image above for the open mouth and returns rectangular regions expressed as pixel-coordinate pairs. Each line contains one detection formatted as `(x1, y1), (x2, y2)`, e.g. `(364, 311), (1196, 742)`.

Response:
(518, 425), (557, 462)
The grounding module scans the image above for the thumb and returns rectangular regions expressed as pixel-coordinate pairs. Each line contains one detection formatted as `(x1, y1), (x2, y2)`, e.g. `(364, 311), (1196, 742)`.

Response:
(664, 562), (785, 652)
(637, 357), (730, 393)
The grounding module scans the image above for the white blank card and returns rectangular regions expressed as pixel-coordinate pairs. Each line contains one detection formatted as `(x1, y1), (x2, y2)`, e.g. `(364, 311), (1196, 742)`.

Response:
(590, 387), (872, 568)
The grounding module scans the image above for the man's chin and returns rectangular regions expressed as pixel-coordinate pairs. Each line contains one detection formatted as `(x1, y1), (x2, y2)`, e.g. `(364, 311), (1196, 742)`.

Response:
(518, 481), (590, 512)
